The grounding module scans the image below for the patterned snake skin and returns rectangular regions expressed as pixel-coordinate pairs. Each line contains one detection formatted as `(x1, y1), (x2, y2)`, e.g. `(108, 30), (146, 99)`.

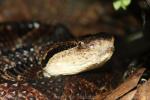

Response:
(0, 21), (115, 99)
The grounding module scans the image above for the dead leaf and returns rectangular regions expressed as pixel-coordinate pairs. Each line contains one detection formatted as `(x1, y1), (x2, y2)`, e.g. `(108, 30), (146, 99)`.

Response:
(133, 79), (150, 100)
(94, 67), (145, 100)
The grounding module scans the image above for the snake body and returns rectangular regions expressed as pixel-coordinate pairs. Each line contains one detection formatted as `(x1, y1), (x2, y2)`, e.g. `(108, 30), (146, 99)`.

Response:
(0, 21), (114, 99)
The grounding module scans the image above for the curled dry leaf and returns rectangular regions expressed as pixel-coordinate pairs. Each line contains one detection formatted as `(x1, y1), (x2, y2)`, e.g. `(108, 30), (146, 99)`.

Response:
(94, 67), (146, 100)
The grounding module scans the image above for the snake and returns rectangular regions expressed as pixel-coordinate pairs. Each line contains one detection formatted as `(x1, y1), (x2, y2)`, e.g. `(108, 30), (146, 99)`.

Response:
(0, 21), (114, 99)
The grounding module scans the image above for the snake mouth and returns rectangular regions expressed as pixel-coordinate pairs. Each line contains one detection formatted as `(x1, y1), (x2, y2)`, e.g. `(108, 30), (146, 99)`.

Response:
(43, 33), (114, 77)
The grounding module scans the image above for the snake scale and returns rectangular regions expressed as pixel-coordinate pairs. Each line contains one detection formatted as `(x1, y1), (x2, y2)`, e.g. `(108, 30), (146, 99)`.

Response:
(0, 21), (114, 99)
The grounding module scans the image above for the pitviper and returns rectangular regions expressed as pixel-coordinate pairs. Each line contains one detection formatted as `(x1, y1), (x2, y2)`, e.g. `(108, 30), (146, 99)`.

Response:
(0, 21), (114, 99)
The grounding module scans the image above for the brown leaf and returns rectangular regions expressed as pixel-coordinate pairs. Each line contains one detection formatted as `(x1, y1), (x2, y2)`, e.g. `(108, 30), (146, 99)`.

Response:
(120, 89), (137, 100)
(133, 79), (150, 100)
(94, 67), (145, 100)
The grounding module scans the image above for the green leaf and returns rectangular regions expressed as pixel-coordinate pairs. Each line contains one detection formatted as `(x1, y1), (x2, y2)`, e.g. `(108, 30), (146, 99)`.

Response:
(122, 0), (131, 6)
(113, 0), (131, 10)
(113, 1), (121, 10)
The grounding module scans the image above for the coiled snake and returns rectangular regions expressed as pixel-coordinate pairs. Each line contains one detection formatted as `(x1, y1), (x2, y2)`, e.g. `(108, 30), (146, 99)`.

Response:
(0, 21), (114, 99)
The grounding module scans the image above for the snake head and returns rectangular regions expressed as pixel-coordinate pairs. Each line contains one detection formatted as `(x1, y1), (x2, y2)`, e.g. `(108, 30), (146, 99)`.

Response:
(43, 32), (115, 77)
